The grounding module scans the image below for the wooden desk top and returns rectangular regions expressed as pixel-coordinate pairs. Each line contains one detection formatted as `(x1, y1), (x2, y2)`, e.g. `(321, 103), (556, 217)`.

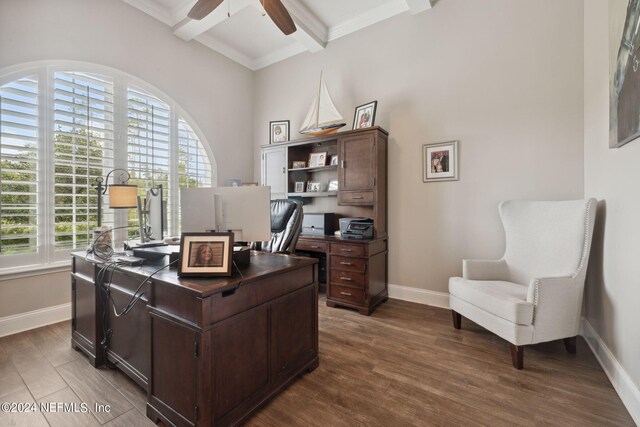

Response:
(73, 250), (317, 298)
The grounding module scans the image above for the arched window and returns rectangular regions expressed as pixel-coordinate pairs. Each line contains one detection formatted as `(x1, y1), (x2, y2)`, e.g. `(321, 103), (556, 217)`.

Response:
(0, 62), (215, 270)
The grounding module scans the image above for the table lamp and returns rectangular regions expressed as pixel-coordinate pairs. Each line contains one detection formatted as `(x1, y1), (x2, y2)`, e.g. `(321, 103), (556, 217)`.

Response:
(94, 169), (138, 227)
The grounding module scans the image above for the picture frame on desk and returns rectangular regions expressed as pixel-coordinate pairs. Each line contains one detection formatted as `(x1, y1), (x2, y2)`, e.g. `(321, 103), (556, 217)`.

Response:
(178, 232), (234, 277)
(308, 152), (327, 168)
(292, 160), (307, 169)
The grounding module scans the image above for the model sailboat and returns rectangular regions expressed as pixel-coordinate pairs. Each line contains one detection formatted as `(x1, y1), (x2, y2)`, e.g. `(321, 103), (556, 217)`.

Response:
(299, 73), (346, 135)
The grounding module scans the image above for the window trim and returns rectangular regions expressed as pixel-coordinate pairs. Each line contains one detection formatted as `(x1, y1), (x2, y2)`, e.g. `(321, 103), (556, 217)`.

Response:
(1, 60), (217, 273)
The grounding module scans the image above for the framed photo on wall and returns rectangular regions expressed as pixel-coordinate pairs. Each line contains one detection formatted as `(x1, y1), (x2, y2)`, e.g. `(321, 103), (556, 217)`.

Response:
(353, 101), (377, 130)
(422, 140), (459, 182)
(270, 120), (290, 144)
(178, 232), (234, 277)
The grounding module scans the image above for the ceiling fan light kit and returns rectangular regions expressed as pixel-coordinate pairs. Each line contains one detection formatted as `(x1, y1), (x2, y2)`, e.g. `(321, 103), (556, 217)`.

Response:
(188, 0), (297, 35)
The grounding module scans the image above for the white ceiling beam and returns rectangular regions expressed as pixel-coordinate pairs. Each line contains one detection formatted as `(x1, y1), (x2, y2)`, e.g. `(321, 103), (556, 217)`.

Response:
(280, 0), (327, 53)
(173, 0), (253, 41)
(405, 0), (432, 15)
(122, 0), (176, 26)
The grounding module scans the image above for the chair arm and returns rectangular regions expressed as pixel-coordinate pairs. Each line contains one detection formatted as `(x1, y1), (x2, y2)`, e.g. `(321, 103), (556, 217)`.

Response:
(526, 276), (583, 332)
(462, 259), (509, 281)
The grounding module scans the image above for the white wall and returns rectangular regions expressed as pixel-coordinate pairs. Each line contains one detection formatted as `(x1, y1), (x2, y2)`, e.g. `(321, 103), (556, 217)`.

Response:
(253, 0), (585, 297)
(0, 0), (254, 318)
(584, 0), (640, 416)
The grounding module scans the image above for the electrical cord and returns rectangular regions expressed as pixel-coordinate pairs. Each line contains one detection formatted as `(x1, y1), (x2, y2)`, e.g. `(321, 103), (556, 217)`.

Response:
(87, 225), (138, 261)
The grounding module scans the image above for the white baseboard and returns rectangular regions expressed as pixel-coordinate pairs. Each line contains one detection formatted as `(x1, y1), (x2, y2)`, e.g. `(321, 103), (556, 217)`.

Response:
(581, 318), (640, 426)
(0, 303), (71, 338)
(388, 284), (450, 309)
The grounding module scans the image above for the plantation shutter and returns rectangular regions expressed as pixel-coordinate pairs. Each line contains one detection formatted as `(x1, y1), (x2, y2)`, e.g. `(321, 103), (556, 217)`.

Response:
(0, 77), (39, 257)
(126, 87), (171, 232)
(52, 71), (115, 251)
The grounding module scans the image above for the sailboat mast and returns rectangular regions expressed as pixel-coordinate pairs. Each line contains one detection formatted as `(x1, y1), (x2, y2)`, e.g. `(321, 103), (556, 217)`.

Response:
(315, 71), (322, 127)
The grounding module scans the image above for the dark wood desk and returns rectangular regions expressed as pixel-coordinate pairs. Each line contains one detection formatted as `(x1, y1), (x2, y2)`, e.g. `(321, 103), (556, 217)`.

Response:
(71, 251), (318, 426)
(296, 235), (388, 315)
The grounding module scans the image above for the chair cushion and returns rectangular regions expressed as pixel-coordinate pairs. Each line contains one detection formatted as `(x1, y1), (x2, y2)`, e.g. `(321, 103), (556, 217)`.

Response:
(449, 277), (534, 325)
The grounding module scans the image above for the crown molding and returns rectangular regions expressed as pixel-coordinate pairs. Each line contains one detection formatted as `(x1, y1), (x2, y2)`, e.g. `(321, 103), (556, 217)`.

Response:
(327, 0), (409, 42)
(122, 0), (176, 26)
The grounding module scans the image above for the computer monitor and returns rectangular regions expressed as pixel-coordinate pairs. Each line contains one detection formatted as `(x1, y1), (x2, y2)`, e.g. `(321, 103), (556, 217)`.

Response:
(180, 187), (217, 233)
(212, 186), (271, 243)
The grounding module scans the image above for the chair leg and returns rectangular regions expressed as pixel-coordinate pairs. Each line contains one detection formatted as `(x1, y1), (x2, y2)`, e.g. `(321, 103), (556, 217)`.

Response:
(563, 336), (577, 354)
(510, 344), (523, 369)
(451, 310), (461, 329)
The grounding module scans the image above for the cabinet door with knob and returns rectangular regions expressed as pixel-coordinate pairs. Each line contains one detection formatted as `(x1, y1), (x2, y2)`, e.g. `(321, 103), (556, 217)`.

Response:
(261, 146), (287, 199)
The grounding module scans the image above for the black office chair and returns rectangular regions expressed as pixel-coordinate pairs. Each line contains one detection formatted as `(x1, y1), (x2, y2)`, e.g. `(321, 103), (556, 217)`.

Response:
(251, 199), (303, 254)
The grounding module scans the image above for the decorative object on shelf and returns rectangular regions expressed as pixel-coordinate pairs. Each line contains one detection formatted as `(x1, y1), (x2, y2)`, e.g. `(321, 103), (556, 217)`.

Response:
(270, 120), (290, 144)
(93, 169), (138, 227)
(327, 178), (338, 192)
(307, 181), (321, 192)
(610, 1), (640, 148)
(299, 72), (346, 135)
(241, 182), (258, 186)
(353, 100), (377, 130)
(226, 178), (242, 187)
(292, 160), (307, 169)
(188, 0), (296, 35)
(423, 140), (459, 182)
(330, 154), (338, 166)
(294, 181), (306, 192)
(308, 151), (327, 168)
(178, 232), (234, 277)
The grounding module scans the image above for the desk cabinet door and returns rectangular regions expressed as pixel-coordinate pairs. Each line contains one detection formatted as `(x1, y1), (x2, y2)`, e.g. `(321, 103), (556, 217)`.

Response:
(271, 286), (317, 378)
(338, 132), (375, 192)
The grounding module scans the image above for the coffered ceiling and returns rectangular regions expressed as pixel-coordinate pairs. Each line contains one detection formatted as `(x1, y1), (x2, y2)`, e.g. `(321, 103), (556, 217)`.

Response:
(122, 0), (433, 70)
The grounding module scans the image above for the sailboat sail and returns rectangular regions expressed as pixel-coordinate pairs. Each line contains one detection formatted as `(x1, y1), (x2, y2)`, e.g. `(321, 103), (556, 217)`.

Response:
(299, 74), (346, 135)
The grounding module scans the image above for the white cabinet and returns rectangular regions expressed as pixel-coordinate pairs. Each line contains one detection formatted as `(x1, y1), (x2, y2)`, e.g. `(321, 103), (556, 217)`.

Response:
(261, 146), (287, 199)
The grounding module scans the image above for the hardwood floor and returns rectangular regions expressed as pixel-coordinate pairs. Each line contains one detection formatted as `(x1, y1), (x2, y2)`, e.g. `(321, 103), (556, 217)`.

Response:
(0, 296), (634, 426)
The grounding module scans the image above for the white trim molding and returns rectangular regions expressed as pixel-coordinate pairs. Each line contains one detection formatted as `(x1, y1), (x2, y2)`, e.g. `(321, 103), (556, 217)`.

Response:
(0, 303), (71, 338)
(388, 284), (449, 309)
(581, 318), (640, 425)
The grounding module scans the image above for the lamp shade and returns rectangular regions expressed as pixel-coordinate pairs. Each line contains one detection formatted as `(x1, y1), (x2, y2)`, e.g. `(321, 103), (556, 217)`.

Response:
(108, 184), (138, 208)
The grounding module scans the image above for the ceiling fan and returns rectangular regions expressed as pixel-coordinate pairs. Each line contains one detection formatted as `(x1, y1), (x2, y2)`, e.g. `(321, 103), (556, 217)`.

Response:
(188, 0), (297, 35)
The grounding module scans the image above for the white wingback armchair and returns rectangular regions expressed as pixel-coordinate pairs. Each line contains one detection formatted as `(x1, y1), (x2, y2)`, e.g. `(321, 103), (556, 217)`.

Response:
(448, 199), (596, 369)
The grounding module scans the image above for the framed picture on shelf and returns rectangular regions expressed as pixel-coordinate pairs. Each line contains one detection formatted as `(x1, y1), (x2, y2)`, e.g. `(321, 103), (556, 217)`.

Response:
(178, 232), (234, 277)
(292, 160), (307, 169)
(330, 155), (338, 166)
(226, 178), (242, 187)
(327, 178), (338, 192)
(294, 181), (305, 193)
(270, 120), (290, 144)
(307, 181), (321, 192)
(422, 140), (459, 182)
(353, 101), (377, 130)
(308, 152), (327, 168)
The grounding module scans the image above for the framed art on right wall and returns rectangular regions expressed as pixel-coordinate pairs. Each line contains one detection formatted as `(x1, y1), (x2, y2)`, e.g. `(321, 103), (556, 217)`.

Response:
(422, 140), (459, 182)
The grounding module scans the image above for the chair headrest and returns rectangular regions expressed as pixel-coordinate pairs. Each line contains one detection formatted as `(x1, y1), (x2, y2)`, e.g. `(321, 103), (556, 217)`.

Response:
(270, 199), (298, 233)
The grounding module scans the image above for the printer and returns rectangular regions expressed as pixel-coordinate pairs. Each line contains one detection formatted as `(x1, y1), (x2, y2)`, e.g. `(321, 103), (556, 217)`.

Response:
(339, 217), (374, 240)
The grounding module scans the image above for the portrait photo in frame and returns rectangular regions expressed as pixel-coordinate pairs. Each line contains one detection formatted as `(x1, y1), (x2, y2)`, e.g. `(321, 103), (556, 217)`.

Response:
(178, 232), (234, 277)
(270, 120), (290, 144)
(353, 101), (377, 130)
(308, 152), (327, 168)
(294, 181), (306, 193)
(422, 140), (459, 182)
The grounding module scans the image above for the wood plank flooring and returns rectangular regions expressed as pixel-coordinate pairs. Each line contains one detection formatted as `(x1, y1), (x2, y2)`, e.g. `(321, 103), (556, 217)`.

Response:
(0, 296), (634, 426)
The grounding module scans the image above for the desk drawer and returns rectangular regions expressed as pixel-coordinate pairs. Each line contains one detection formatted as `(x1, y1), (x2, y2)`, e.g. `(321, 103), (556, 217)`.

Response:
(338, 191), (374, 205)
(296, 240), (328, 253)
(330, 256), (366, 272)
(330, 270), (365, 288)
(329, 284), (364, 304)
(330, 243), (365, 257)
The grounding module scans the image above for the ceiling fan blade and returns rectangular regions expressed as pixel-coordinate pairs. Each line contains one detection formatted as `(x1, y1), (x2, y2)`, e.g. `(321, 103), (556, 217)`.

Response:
(188, 0), (225, 20)
(262, 0), (297, 35)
